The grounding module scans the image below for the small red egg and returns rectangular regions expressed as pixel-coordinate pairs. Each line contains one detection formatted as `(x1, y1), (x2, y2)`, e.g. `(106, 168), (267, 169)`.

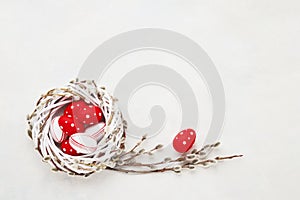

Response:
(172, 128), (196, 153)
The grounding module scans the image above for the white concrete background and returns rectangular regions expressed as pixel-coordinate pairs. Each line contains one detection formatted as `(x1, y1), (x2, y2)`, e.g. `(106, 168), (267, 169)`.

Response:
(0, 0), (300, 199)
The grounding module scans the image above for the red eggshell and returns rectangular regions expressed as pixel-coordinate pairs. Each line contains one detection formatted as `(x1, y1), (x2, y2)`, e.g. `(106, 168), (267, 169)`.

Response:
(58, 115), (85, 136)
(60, 140), (79, 156)
(93, 106), (104, 122)
(64, 100), (89, 119)
(83, 105), (104, 126)
(173, 128), (196, 153)
(64, 101), (104, 126)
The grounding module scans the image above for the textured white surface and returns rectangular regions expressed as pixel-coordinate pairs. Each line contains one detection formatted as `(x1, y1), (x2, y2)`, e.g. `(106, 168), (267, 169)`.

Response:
(0, 0), (300, 199)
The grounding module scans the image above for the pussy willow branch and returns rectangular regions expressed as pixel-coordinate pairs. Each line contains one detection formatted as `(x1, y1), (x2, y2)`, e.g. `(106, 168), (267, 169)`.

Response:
(111, 139), (243, 174)
(108, 154), (242, 174)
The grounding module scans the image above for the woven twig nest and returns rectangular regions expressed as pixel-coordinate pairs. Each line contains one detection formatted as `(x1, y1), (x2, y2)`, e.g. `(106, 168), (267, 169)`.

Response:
(27, 80), (126, 176)
(27, 80), (242, 177)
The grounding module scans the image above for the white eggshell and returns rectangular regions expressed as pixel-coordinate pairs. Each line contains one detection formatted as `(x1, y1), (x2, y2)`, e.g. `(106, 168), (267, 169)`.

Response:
(50, 117), (66, 143)
(85, 122), (106, 140)
(69, 134), (97, 154)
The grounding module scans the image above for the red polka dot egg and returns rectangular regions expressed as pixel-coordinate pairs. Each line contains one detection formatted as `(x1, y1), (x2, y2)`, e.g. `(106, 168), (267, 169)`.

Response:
(64, 100), (104, 126)
(173, 128), (196, 153)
